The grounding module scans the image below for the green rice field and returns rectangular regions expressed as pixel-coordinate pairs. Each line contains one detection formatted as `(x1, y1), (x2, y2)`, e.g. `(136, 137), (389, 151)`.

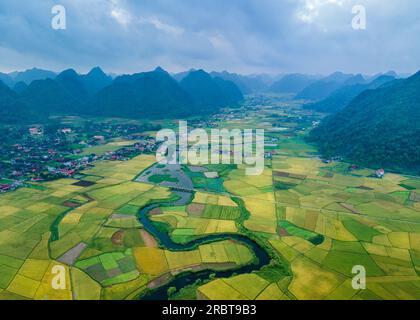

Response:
(1, 101), (420, 300)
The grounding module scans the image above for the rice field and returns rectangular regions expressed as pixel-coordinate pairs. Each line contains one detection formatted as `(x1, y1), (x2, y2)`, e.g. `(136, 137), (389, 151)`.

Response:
(1, 106), (420, 300)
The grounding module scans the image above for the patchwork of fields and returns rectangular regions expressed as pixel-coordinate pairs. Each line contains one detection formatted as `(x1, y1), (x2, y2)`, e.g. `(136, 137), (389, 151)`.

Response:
(1, 104), (420, 300)
(0, 154), (255, 300)
(196, 106), (420, 300)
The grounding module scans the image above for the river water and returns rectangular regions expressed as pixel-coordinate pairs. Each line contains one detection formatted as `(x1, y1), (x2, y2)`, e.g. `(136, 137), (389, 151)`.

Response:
(138, 190), (271, 300)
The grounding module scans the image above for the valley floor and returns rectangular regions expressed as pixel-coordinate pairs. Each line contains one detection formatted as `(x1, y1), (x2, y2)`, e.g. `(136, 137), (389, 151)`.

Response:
(0, 98), (420, 300)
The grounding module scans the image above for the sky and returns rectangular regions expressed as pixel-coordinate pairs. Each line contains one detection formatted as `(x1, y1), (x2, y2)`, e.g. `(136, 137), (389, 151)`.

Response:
(0, 0), (419, 75)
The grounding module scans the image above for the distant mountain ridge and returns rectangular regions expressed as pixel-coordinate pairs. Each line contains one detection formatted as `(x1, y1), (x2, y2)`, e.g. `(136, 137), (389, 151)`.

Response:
(0, 66), (415, 127)
(17, 67), (120, 116)
(0, 73), (14, 87)
(174, 70), (274, 94)
(13, 81), (28, 94)
(0, 80), (33, 123)
(308, 71), (420, 174)
(88, 68), (243, 118)
(20, 78), (80, 115)
(295, 72), (365, 101)
(86, 68), (194, 119)
(304, 75), (395, 113)
(0, 67), (243, 121)
(179, 70), (243, 114)
(80, 67), (113, 95)
(209, 71), (269, 94)
(12, 68), (57, 85)
(269, 74), (320, 94)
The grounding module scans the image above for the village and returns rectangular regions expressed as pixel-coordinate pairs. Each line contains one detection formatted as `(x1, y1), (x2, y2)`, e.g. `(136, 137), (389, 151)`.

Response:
(0, 121), (161, 193)
(0, 112), (239, 194)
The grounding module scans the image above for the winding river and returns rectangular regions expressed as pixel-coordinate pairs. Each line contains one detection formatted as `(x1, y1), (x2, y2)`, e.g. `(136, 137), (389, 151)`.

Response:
(138, 190), (271, 300)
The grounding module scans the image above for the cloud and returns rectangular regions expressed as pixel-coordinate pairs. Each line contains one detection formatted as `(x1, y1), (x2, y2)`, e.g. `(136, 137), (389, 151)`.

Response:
(111, 9), (131, 27)
(109, 0), (130, 25)
(0, 0), (418, 75)
(141, 17), (184, 36)
(296, 0), (349, 24)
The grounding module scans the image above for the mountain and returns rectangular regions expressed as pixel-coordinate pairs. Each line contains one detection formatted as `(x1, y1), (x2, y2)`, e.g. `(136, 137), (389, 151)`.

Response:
(375, 70), (398, 79)
(20, 78), (81, 115)
(365, 70), (408, 82)
(0, 73), (14, 87)
(13, 81), (28, 94)
(305, 75), (395, 113)
(176, 70), (268, 94)
(173, 69), (196, 82)
(180, 70), (243, 113)
(6, 66), (244, 120)
(19, 68), (107, 115)
(252, 73), (284, 86)
(269, 74), (318, 94)
(80, 67), (113, 95)
(11, 68), (56, 85)
(322, 72), (355, 83)
(343, 74), (366, 86)
(210, 71), (268, 94)
(86, 68), (193, 119)
(308, 71), (420, 174)
(20, 69), (87, 115)
(0, 80), (32, 123)
(295, 72), (358, 101)
(55, 69), (87, 97)
(213, 77), (244, 104)
(295, 81), (343, 101)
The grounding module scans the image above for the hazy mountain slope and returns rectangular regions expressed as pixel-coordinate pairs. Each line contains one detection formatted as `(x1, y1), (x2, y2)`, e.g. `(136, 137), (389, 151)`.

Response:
(295, 72), (359, 101)
(343, 74), (366, 86)
(173, 69), (196, 82)
(308, 71), (420, 174)
(80, 67), (112, 95)
(210, 71), (268, 94)
(20, 78), (82, 115)
(19, 68), (106, 115)
(213, 77), (244, 104)
(55, 69), (89, 101)
(180, 70), (243, 113)
(86, 68), (193, 119)
(12, 68), (57, 85)
(305, 75), (395, 113)
(269, 74), (318, 94)
(0, 73), (14, 87)
(13, 67), (243, 120)
(0, 80), (33, 123)
(12, 81), (28, 94)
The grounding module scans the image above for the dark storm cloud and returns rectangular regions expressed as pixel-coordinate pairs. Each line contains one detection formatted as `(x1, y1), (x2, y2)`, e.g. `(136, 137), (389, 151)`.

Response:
(0, 0), (419, 75)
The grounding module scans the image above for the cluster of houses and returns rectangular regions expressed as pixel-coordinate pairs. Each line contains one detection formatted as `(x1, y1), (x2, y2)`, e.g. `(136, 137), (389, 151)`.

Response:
(101, 139), (158, 162)
(44, 155), (96, 179)
(0, 181), (23, 193)
(0, 122), (160, 193)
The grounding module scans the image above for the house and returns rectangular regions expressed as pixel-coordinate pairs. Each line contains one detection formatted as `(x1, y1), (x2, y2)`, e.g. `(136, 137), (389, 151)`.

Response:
(61, 128), (72, 134)
(29, 127), (43, 136)
(375, 169), (385, 179)
(0, 184), (12, 192)
(60, 168), (75, 176)
(93, 135), (105, 143)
